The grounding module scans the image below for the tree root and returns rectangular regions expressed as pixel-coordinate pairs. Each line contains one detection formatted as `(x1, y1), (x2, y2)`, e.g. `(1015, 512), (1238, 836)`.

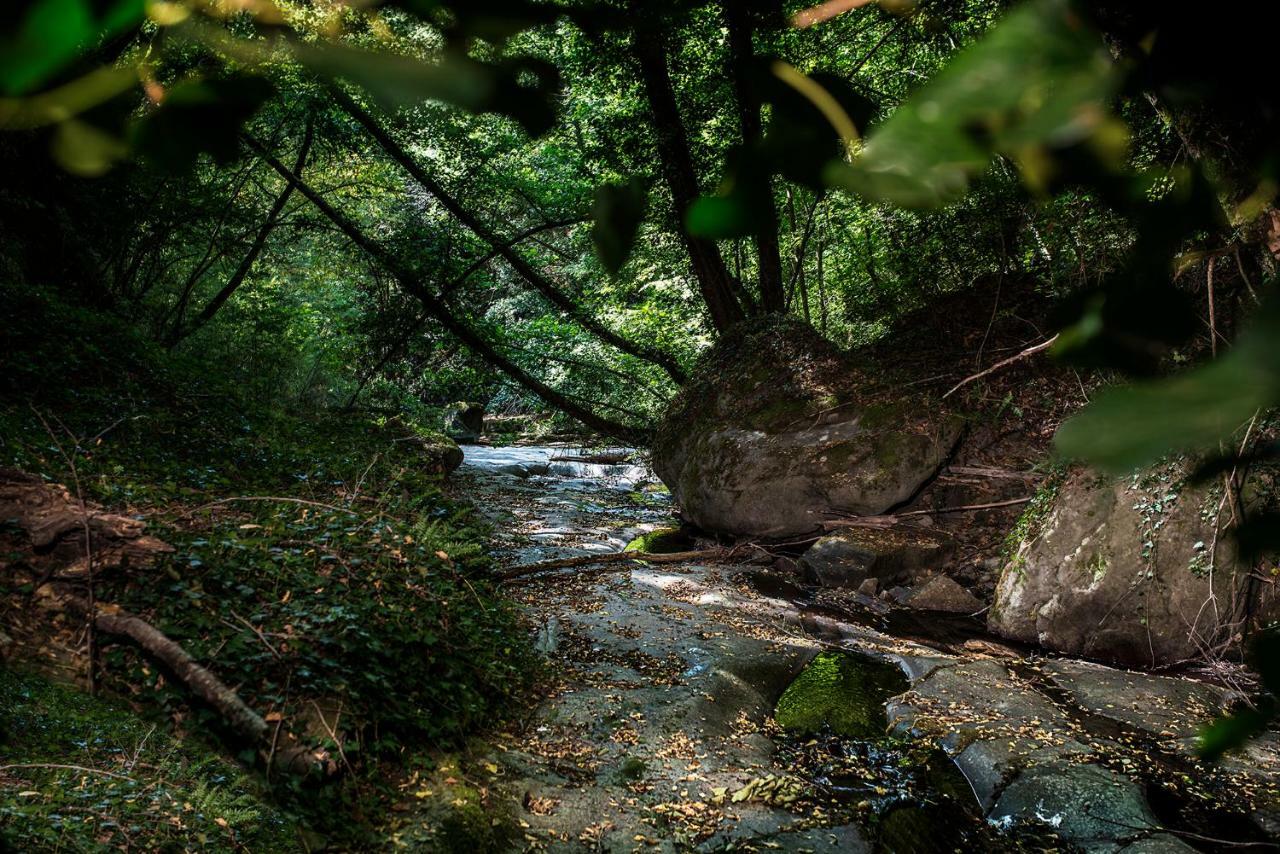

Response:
(57, 595), (327, 777)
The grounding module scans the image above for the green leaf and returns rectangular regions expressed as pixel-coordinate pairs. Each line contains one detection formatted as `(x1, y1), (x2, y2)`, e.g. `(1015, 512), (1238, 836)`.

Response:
(591, 178), (647, 274)
(1197, 701), (1273, 761)
(826, 0), (1121, 207)
(1055, 302), (1280, 472)
(0, 0), (144, 95)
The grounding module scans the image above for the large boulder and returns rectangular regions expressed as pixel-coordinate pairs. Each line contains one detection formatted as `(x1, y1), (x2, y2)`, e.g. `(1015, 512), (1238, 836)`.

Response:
(989, 461), (1280, 667)
(652, 319), (962, 538)
(443, 401), (485, 442)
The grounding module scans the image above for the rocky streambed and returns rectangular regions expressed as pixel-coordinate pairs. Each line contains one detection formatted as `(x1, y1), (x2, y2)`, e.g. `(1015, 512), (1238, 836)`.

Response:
(389, 444), (1280, 853)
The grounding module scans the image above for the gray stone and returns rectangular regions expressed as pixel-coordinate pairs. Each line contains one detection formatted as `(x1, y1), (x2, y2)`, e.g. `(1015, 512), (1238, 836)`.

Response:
(991, 761), (1157, 852)
(652, 318), (961, 538)
(990, 461), (1280, 667)
(1042, 658), (1227, 740)
(444, 401), (485, 441)
(800, 525), (953, 588)
(903, 574), (983, 613)
(953, 735), (1092, 811)
(1118, 835), (1200, 853)
(883, 585), (912, 604)
(857, 577), (879, 596)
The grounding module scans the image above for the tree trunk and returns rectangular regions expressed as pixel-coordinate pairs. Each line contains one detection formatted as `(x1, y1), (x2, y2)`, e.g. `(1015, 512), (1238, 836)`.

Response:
(630, 18), (747, 333)
(244, 135), (653, 446)
(723, 0), (785, 314)
(332, 88), (687, 386)
(167, 121), (315, 348)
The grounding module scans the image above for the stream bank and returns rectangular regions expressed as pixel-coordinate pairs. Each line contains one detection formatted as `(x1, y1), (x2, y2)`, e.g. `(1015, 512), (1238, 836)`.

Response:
(386, 445), (1280, 853)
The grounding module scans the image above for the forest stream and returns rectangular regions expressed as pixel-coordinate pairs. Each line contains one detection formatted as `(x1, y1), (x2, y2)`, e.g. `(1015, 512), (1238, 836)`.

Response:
(377, 444), (1280, 853)
(6, 2), (1280, 851)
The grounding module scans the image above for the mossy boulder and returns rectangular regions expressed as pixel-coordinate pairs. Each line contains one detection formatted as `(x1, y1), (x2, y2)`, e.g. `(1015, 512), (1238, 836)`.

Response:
(989, 461), (1280, 667)
(652, 318), (962, 538)
(444, 401), (485, 442)
(773, 651), (906, 738)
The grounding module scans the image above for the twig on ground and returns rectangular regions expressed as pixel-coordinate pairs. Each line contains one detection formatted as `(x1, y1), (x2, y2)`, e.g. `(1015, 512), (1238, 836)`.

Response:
(941, 334), (1059, 399)
(174, 495), (362, 521)
(0, 763), (134, 781)
(823, 496), (1033, 529)
(498, 547), (736, 582)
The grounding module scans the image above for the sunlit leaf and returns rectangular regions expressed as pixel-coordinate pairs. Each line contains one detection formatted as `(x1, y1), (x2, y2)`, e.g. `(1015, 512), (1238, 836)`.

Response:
(52, 117), (128, 175)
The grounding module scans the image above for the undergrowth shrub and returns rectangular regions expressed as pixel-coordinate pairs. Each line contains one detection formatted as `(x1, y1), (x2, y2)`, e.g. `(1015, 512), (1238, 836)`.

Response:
(0, 280), (535, 845)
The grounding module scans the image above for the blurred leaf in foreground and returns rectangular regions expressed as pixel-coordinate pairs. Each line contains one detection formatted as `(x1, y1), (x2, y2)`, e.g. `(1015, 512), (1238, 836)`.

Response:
(592, 178), (648, 274)
(826, 0), (1122, 207)
(1055, 300), (1280, 473)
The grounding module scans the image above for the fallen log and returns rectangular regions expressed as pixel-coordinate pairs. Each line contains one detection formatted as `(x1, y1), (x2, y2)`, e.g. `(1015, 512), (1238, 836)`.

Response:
(57, 596), (325, 776)
(497, 547), (732, 582)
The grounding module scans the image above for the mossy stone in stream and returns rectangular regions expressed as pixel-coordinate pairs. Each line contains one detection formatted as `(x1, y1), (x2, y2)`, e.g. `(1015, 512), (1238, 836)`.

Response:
(774, 651), (907, 738)
(623, 527), (691, 554)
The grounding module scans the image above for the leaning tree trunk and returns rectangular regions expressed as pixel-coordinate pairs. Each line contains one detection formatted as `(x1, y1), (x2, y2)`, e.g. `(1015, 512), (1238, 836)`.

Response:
(332, 88), (688, 387)
(244, 135), (654, 446)
(629, 17), (748, 333)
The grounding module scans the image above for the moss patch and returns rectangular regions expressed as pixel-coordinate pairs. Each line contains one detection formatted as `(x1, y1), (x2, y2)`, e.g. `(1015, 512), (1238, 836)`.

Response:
(623, 527), (692, 554)
(773, 652), (907, 738)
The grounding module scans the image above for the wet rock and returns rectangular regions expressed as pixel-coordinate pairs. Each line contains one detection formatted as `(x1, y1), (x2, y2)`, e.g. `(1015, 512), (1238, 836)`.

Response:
(903, 575), (983, 613)
(800, 525), (953, 588)
(1041, 659), (1227, 742)
(496, 461), (550, 478)
(444, 401), (485, 441)
(990, 461), (1280, 667)
(1118, 835), (1199, 853)
(991, 761), (1157, 852)
(652, 318), (961, 538)
(882, 585), (912, 604)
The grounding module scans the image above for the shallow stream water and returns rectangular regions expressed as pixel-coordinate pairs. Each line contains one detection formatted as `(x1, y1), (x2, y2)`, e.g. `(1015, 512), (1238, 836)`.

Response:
(456, 444), (1278, 853)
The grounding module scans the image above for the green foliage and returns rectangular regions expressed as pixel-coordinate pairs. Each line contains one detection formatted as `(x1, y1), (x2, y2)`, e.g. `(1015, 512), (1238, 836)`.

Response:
(1198, 630), (1280, 760)
(829, 0), (1122, 207)
(0, 280), (535, 843)
(0, 669), (297, 851)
